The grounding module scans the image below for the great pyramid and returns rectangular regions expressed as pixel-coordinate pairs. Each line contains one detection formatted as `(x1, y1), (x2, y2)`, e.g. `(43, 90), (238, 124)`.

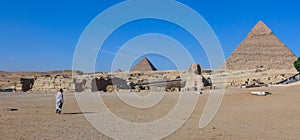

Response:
(223, 21), (297, 70)
(131, 57), (157, 71)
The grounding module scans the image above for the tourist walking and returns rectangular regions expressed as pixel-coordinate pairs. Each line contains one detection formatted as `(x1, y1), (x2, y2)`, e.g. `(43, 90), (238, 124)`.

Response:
(55, 89), (64, 114)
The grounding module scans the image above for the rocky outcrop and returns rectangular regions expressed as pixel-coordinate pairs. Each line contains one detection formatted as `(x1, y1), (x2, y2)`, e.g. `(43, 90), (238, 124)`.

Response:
(188, 64), (202, 75)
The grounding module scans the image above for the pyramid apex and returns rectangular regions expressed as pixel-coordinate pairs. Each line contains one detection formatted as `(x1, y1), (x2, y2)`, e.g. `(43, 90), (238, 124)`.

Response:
(141, 57), (150, 61)
(257, 20), (264, 23)
(256, 20), (268, 27)
(249, 20), (273, 36)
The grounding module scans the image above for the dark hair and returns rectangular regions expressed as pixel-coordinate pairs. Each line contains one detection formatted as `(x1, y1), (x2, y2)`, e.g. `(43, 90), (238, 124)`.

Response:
(59, 89), (63, 93)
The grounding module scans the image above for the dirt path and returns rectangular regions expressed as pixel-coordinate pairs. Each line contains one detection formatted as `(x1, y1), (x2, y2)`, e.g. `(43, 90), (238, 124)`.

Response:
(1, 86), (300, 140)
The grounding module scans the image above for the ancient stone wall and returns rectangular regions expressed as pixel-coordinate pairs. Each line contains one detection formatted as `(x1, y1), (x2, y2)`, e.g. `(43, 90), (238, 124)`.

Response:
(32, 75), (74, 92)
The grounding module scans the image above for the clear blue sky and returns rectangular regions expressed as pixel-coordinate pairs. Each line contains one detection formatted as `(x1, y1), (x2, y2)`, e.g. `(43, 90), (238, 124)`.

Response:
(0, 0), (299, 72)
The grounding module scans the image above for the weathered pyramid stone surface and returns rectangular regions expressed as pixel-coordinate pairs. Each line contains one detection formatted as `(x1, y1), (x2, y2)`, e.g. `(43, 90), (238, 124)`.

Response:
(131, 57), (157, 71)
(223, 21), (297, 70)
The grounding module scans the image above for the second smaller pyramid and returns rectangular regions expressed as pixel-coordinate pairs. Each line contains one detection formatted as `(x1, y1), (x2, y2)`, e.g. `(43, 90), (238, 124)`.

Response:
(131, 57), (157, 71)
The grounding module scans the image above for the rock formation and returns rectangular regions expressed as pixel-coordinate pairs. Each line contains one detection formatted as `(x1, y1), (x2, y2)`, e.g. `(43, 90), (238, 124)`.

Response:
(223, 21), (297, 71)
(188, 64), (202, 75)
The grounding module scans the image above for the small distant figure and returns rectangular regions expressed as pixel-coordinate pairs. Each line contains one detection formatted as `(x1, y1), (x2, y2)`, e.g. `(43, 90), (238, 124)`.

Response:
(55, 89), (64, 114)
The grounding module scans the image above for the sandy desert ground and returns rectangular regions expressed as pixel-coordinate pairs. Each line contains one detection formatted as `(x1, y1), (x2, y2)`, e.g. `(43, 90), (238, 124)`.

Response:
(1, 86), (300, 140)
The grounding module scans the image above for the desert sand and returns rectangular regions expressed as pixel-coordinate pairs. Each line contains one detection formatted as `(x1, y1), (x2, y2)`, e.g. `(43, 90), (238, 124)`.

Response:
(1, 86), (300, 140)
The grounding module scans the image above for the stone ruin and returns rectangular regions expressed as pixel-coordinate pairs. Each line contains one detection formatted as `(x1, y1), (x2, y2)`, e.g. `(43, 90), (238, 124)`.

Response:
(188, 64), (202, 75)
(0, 62), (213, 93)
(0, 66), (297, 93)
(32, 74), (74, 92)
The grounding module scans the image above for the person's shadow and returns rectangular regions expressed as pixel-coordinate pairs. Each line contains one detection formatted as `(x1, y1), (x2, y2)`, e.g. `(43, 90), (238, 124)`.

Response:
(63, 112), (96, 115)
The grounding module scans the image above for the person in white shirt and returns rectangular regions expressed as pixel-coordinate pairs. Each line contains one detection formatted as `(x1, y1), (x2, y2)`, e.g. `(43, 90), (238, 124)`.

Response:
(55, 89), (64, 114)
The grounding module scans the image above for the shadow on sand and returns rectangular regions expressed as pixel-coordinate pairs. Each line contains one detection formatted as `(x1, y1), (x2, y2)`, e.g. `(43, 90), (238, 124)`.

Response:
(62, 112), (96, 115)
